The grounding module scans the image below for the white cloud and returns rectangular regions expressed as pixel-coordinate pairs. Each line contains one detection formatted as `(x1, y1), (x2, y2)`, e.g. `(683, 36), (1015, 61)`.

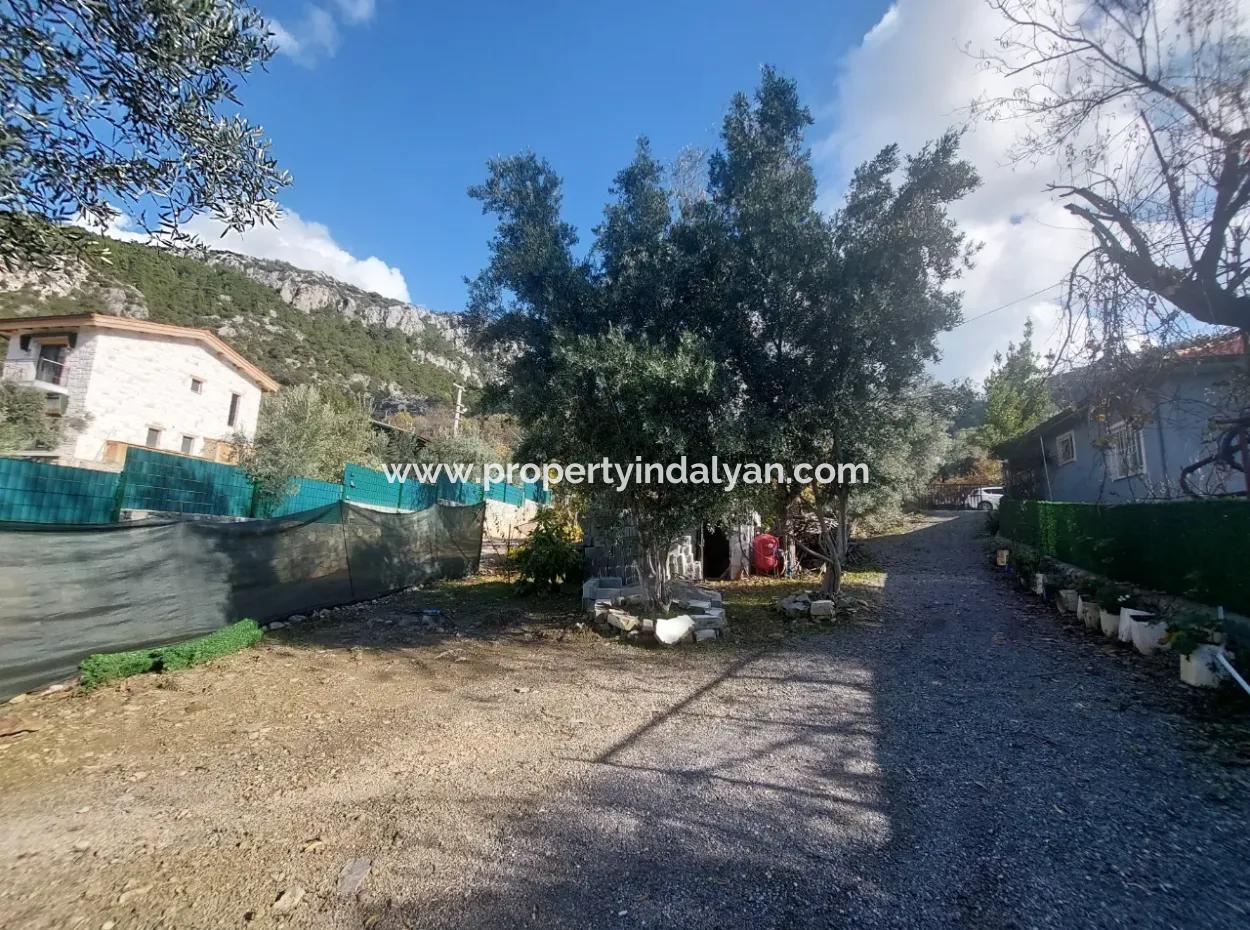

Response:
(187, 210), (411, 302)
(269, 0), (374, 66)
(77, 208), (412, 304)
(333, 0), (376, 24)
(820, 0), (1096, 383)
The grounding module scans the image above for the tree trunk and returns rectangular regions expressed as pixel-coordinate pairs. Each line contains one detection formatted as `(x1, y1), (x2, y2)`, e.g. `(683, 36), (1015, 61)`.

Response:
(819, 550), (842, 597)
(639, 537), (670, 610)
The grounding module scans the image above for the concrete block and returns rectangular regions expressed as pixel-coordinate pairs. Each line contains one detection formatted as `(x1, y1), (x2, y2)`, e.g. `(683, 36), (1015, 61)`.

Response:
(809, 600), (835, 618)
(693, 628), (719, 642)
(692, 614), (727, 631)
(606, 611), (640, 633)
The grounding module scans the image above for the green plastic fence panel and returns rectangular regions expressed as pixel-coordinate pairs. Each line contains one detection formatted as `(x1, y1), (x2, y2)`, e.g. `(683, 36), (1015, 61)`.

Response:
(484, 481), (525, 506)
(999, 498), (1250, 614)
(439, 478), (484, 505)
(271, 477), (344, 518)
(399, 480), (437, 512)
(0, 458), (121, 524)
(343, 463), (403, 509)
(522, 480), (550, 504)
(119, 448), (254, 517)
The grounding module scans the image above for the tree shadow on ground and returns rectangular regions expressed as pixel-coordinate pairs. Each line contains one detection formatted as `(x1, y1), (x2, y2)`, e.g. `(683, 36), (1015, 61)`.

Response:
(374, 638), (894, 930)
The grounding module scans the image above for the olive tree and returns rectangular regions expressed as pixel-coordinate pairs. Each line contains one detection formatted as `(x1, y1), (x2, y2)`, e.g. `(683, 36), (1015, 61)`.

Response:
(1, 0), (289, 266)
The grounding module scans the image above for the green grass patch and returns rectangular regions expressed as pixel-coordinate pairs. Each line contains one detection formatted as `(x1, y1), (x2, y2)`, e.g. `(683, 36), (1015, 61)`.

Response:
(79, 619), (264, 689)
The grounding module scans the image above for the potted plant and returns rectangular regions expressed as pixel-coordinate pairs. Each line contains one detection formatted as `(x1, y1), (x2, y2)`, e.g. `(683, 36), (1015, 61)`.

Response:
(1013, 550), (1037, 590)
(1165, 612), (1228, 688)
(1096, 583), (1131, 638)
(1125, 602), (1167, 655)
(1057, 578), (1079, 614)
(1033, 557), (1054, 597)
(1115, 591), (1140, 644)
(1076, 581), (1101, 631)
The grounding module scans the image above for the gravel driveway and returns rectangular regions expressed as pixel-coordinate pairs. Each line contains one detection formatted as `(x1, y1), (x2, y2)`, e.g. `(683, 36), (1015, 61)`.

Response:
(1, 512), (1246, 929)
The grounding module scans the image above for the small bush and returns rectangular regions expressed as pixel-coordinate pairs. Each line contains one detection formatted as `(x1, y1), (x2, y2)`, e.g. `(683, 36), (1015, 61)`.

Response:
(1163, 610), (1224, 656)
(511, 508), (582, 593)
(984, 508), (1001, 536)
(79, 619), (263, 689)
(1095, 583), (1134, 613)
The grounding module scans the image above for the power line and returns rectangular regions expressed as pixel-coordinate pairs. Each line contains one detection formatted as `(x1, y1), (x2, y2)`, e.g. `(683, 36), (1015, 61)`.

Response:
(951, 280), (1067, 329)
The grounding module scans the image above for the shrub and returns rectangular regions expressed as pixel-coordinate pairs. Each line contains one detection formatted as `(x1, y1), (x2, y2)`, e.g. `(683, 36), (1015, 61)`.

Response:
(1163, 610), (1224, 656)
(1095, 583), (1134, 613)
(79, 619), (263, 689)
(984, 507), (1001, 536)
(511, 508), (582, 593)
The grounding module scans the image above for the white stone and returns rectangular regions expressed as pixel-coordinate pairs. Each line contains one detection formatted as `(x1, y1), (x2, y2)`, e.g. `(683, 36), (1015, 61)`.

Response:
(655, 615), (694, 645)
(809, 600), (836, 618)
(606, 611), (640, 633)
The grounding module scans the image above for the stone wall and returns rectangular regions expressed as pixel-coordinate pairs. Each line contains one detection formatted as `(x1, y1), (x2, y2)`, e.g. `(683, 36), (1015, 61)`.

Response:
(75, 329), (263, 463)
(483, 497), (539, 541)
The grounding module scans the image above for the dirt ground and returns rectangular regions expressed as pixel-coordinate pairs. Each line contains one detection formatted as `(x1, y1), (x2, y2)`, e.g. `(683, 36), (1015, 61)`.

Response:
(4, 515), (1249, 930)
(0, 565), (883, 930)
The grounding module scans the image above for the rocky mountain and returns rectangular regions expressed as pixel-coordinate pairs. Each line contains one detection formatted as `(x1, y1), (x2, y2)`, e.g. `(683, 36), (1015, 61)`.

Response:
(0, 235), (484, 418)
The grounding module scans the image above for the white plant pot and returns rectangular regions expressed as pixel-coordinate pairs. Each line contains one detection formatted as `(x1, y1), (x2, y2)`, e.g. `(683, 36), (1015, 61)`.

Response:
(1179, 644), (1228, 688)
(1078, 597), (1101, 631)
(1116, 609), (1135, 643)
(1032, 573), (1046, 596)
(1099, 609), (1120, 638)
(1058, 589), (1078, 614)
(1124, 610), (1167, 655)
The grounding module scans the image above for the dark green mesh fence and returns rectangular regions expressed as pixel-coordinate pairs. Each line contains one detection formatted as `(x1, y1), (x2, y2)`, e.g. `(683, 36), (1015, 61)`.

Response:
(999, 498), (1250, 613)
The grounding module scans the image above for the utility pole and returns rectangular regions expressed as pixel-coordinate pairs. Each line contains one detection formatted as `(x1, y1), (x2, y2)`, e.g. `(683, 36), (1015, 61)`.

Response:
(452, 383), (465, 436)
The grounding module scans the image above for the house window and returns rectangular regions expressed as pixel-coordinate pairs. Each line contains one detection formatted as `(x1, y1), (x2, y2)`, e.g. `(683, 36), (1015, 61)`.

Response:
(36, 344), (68, 386)
(1107, 422), (1145, 480)
(180, 435), (196, 455)
(227, 392), (241, 427)
(145, 428), (162, 449)
(1056, 430), (1076, 465)
(190, 377), (204, 394)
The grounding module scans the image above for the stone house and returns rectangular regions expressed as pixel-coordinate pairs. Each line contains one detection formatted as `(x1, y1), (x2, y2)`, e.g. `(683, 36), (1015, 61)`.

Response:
(0, 313), (280, 468)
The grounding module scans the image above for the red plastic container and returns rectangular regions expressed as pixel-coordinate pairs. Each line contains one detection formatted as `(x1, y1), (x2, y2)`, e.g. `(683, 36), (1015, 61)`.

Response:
(752, 533), (781, 575)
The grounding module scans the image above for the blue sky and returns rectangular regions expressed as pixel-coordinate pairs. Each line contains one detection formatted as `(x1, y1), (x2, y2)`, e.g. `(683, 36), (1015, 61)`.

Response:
(167, 0), (1096, 382)
(247, 0), (883, 307)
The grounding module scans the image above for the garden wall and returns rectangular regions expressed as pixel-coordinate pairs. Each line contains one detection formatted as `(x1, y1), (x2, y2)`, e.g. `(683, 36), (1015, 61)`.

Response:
(999, 499), (1250, 614)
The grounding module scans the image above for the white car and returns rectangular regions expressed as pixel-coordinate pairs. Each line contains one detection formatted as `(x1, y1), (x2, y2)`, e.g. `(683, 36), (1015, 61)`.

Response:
(965, 486), (1004, 510)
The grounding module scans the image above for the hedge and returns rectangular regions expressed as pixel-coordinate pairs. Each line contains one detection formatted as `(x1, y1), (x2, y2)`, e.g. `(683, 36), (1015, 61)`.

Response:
(999, 499), (1250, 614)
(79, 619), (263, 689)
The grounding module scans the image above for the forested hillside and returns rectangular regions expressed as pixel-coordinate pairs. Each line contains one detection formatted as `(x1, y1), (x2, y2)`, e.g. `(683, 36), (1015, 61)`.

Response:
(0, 235), (478, 414)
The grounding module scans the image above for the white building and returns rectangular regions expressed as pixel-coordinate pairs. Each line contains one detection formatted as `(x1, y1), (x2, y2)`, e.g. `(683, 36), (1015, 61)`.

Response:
(0, 314), (280, 468)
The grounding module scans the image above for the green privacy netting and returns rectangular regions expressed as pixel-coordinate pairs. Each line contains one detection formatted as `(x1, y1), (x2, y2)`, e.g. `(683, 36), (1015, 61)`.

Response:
(0, 501), (484, 698)
(1, 451), (550, 526)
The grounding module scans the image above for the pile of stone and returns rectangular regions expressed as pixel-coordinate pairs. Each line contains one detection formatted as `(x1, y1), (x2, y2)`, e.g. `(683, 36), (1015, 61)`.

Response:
(666, 536), (702, 582)
(776, 591), (838, 622)
(581, 577), (727, 645)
